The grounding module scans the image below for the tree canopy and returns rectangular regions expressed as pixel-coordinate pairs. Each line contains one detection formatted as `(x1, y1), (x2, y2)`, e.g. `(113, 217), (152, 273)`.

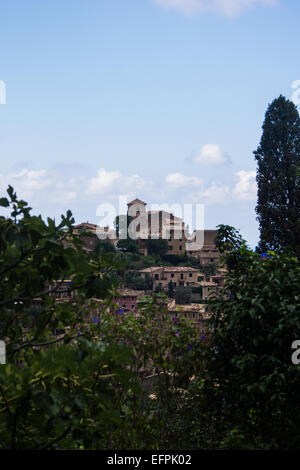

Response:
(254, 95), (300, 258)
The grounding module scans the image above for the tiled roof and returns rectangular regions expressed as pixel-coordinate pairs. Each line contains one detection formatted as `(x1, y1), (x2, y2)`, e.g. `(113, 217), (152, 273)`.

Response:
(139, 266), (199, 273)
(115, 289), (146, 298)
(167, 300), (208, 315)
(139, 267), (164, 273)
(127, 198), (147, 206)
(199, 281), (217, 287)
(164, 267), (199, 273)
(74, 222), (97, 233)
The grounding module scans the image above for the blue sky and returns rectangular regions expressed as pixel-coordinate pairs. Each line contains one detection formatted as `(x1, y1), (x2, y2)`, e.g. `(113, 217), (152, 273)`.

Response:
(0, 0), (299, 247)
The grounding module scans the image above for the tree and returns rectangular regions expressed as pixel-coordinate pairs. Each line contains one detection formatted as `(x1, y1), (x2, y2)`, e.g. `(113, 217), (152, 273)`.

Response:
(117, 238), (139, 253)
(0, 186), (206, 450)
(114, 214), (133, 239)
(254, 95), (300, 258)
(201, 262), (217, 278)
(167, 281), (174, 298)
(93, 239), (116, 255)
(124, 271), (150, 290)
(145, 238), (168, 258)
(175, 287), (191, 305)
(0, 187), (135, 449)
(204, 226), (300, 449)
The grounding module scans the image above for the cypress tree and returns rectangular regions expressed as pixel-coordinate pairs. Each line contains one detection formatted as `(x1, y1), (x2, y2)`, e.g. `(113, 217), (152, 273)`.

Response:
(254, 95), (300, 258)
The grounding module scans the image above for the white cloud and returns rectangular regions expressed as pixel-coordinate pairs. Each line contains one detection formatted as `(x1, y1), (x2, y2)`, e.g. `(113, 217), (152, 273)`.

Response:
(87, 168), (122, 194)
(193, 144), (229, 166)
(153, 0), (277, 16)
(185, 170), (257, 206)
(0, 169), (52, 199)
(196, 182), (231, 205)
(165, 172), (203, 188)
(233, 170), (257, 200)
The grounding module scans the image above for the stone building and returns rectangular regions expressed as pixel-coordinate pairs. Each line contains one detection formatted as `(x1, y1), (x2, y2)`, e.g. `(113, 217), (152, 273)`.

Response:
(139, 266), (202, 291)
(127, 199), (188, 256)
(73, 222), (117, 251)
(113, 288), (145, 313)
(186, 229), (220, 264)
(167, 300), (209, 336)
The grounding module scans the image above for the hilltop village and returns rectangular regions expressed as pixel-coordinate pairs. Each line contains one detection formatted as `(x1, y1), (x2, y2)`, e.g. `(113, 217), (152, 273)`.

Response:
(53, 198), (225, 336)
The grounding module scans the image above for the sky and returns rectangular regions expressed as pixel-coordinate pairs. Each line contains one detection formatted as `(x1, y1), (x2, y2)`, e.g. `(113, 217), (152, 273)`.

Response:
(0, 0), (300, 247)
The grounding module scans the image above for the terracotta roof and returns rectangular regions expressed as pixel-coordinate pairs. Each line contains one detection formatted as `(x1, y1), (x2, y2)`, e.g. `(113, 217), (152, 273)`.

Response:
(167, 300), (207, 315)
(199, 281), (217, 287)
(139, 266), (199, 273)
(127, 198), (147, 206)
(115, 289), (146, 298)
(164, 267), (199, 273)
(74, 222), (97, 233)
(139, 267), (164, 273)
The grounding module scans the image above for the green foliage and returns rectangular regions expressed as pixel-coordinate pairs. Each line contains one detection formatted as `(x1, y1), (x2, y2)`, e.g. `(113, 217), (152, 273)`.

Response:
(0, 187), (206, 450)
(97, 294), (205, 449)
(167, 281), (174, 298)
(175, 286), (191, 305)
(204, 225), (300, 449)
(114, 215), (133, 239)
(0, 187), (138, 449)
(93, 239), (116, 255)
(117, 238), (139, 253)
(201, 262), (217, 277)
(254, 95), (300, 258)
(124, 272), (151, 290)
(145, 238), (168, 258)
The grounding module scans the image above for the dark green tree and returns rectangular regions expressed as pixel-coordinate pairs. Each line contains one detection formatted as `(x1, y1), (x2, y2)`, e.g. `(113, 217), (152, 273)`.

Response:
(93, 238), (116, 255)
(175, 287), (191, 305)
(124, 271), (150, 290)
(114, 214), (133, 239)
(254, 95), (300, 258)
(0, 187), (135, 449)
(145, 238), (168, 258)
(167, 280), (174, 298)
(117, 238), (139, 253)
(204, 226), (300, 449)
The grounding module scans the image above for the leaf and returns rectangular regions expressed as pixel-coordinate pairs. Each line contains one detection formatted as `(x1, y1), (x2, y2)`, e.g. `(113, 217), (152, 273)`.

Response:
(0, 197), (9, 207)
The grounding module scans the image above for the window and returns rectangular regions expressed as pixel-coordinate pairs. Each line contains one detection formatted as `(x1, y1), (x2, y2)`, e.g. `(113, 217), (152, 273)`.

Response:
(171, 273), (174, 278)
(168, 245), (172, 251)
(189, 273), (192, 277)
(180, 274), (184, 279)
(179, 245), (182, 251)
